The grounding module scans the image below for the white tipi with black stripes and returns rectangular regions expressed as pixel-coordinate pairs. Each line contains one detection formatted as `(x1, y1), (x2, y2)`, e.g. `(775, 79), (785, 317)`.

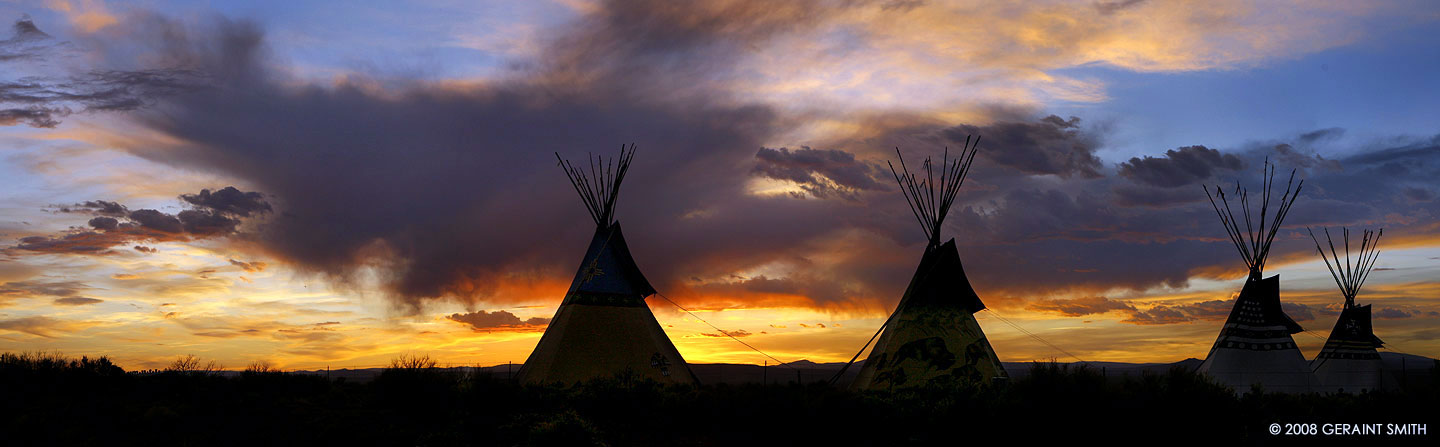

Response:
(1307, 227), (1388, 393)
(1196, 161), (1316, 393)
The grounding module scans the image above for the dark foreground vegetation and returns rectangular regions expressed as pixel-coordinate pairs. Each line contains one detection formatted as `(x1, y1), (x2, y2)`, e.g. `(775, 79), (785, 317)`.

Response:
(2, 352), (1435, 446)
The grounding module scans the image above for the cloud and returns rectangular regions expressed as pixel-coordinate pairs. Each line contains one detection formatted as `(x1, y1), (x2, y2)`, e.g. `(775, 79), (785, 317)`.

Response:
(0, 316), (91, 337)
(446, 310), (550, 331)
(1095, 0), (1147, 15)
(752, 146), (887, 200)
(1110, 185), (1205, 208)
(1281, 302), (1316, 322)
(0, 107), (64, 127)
(69, 12), (788, 312)
(700, 329), (753, 337)
(60, 200), (129, 217)
(1114, 297), (1320, 326)
(1299, 127), (1345, 144)
(1118, 145), (1244, 188)
(0, 280), (88, 298)
(0, 18), (207, 128)
(1374, 308), (1417, 320)
(228, 259), (267, 273)
(1121, 305), (1192, 325)
(942, 115), (1102, 178)
(0, 16), (58, 62)
(181, 187), (273, 217)
(1402, 187), (1434, 203)
(1272, 143), (1342, 172)
(53, 296), (103, 305)
(1027, 296), (1135, 317)
(87, 216), (118, 230)
(10, 186), (269, 255)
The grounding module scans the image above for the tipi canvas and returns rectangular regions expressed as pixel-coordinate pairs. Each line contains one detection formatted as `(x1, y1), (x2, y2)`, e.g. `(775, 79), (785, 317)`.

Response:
(517, 145), (698, 385)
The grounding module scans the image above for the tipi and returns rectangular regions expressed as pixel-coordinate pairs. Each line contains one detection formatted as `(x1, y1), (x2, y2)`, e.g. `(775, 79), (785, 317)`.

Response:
(850, 137), (1008, 390)
(1308, 227), (1388, 393)
(1197, 160), (1315, 393)
(517, 145), (698, 385)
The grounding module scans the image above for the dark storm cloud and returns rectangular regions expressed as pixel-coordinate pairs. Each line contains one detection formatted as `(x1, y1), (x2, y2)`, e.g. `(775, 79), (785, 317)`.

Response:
(126, 209), (183, 233)
(181, 187), (272, 217)
(446, 310), (549, 331)
(46, 8), (816, 312)
(10, 187), (268, 255)
(87, 216), (119, 230)
(177, 209), (241, 235)
(752, 146), (887, 200)
(941, 115), (1103, 178)
(0, 18), (207, 128)
(1117, 145), (1244, 188)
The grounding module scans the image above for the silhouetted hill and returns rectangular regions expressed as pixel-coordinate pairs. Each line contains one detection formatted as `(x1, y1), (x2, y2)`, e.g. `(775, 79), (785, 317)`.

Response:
(274, 354), (1433, 387)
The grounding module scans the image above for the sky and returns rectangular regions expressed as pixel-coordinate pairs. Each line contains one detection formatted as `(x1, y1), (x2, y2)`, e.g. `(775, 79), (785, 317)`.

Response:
(1, 0), (1438, 371)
